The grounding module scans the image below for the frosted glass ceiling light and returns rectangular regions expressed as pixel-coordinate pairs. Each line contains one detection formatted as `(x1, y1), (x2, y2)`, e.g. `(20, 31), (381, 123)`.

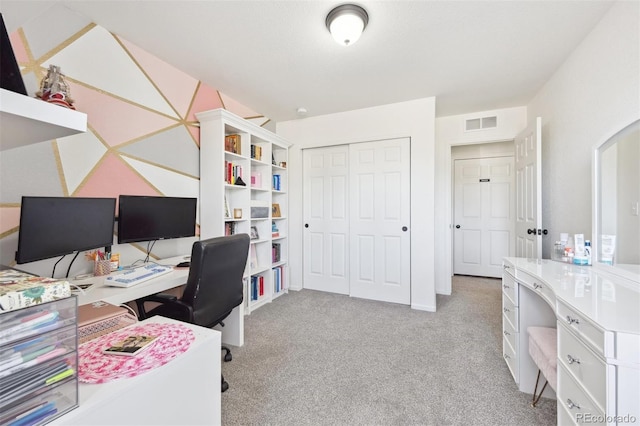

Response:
(326, 4), (368, 46)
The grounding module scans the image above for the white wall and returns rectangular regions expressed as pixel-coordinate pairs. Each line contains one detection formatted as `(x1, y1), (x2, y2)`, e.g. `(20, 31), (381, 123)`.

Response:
(527, 0), (640, 257)
(277, 98), (437, 311)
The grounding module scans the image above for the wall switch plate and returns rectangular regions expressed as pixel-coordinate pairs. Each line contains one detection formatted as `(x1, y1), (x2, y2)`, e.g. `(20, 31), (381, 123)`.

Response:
(632, 201), (639, 216)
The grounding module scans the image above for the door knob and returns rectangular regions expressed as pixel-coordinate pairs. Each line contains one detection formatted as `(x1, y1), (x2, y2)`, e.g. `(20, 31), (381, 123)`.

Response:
(304, 224), (309, 228)
(402, 226), (408, 232)
(455, 225), (461, 229)
(527, 228), (535, 234)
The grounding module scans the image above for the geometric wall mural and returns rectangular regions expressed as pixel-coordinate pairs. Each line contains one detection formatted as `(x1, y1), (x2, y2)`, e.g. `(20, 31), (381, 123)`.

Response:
(0, 5), (270, 265)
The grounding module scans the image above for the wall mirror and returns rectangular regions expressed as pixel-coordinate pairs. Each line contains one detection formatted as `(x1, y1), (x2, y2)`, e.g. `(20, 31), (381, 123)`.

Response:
(593, 118), (640, 283)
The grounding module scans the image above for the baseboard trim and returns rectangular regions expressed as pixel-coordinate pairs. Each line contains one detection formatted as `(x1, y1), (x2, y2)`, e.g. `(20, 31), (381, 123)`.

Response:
(411, 303), (436, 312)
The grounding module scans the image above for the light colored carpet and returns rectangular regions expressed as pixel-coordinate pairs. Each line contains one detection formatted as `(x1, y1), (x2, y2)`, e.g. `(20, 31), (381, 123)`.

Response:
(221, 275), (556, 425)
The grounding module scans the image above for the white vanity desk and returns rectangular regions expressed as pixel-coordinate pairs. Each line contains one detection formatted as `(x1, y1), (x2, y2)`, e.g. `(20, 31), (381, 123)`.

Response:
(502, 257), (640, 425)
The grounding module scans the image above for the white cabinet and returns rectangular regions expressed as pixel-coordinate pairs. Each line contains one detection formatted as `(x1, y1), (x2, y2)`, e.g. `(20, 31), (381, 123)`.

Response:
(197, 108), (291, 314)
(0, 88), (87, 151)
(502, 258), (640, 426)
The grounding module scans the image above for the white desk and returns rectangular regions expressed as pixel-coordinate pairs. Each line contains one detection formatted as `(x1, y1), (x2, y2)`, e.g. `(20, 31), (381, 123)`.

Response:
(502, 257), (640, 425)
(50, 316), (221, 426)
(73, 255), (244, 347)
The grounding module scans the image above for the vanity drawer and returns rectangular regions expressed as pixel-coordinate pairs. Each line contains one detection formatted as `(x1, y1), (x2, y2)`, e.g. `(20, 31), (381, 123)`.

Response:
(557, 301), (606, 357)
(501, 269), (518, 305)
(502, 291), (519, 330)
(558, 322), (606, 411)
(558, 363), (605, 426)
(502, 313), (518, 351)
(503, 335), (518, 383)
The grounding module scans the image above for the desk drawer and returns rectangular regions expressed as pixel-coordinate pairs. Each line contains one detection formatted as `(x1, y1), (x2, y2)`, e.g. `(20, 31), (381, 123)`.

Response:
(503, 335), (518, 383)
(501, 269), (518, 305)
(557, 301), (606, 357)
(558, 322), (606, 412)
(503, 312), (518, 351)
(502, 291), (518, 330)
(558, 363), (605, 426)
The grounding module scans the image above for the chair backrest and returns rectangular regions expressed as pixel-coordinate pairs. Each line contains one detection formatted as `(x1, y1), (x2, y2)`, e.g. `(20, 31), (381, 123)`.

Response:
(181, 234), (250, 328)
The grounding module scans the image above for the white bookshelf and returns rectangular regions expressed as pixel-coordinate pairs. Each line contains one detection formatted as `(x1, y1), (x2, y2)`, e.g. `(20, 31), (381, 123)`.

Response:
(197, 108), (290, 314)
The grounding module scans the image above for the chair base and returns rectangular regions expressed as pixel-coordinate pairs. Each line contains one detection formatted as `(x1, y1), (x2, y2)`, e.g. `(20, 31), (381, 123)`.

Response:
(222, 345), (232, 362)
(222, 374), (229, 393)
(531, 370), (549, 407)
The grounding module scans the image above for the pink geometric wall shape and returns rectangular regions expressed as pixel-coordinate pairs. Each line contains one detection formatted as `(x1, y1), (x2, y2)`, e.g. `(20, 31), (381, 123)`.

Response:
(74, 153), (160, 199)
(0, 207), (21, 234)
(70, 81), (179, 147)
(9, 31), (28, 63)
(187, 84), (223, 122)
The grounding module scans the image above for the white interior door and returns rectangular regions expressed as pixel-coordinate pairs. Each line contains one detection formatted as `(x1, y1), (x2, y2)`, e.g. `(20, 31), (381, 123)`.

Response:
(302, 145), (350, 294)
(515, 117), (542, 258)
(349, 138), (411, 304)
(453, 156), (515, 278)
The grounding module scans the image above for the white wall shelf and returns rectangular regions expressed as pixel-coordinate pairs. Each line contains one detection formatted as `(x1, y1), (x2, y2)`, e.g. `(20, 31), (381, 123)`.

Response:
(0, 88), (87, 151)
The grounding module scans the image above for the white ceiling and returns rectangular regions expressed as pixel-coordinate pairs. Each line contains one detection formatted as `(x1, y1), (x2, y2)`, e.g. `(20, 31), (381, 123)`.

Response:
(1, 1), (615, 123)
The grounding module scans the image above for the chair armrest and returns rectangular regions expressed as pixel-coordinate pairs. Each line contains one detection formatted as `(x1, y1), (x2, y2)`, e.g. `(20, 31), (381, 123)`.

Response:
(136, 293), (184, 320)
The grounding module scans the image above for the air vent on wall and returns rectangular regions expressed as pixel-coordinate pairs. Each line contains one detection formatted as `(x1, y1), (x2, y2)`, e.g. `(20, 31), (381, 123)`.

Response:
(465, 115), (498, 132)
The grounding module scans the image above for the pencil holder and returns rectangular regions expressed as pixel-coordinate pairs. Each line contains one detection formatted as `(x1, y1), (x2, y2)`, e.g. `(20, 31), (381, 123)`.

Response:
(94, 259), (111, 276)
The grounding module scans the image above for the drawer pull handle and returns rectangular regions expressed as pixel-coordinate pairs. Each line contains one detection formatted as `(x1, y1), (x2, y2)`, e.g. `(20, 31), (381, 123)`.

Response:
(566, 399), (581, 410)
(533, 283), (542, 290)
(566, 315), (580, 325)
(503, 307), (510, 313)
(503, 284), (510, 289)
(567, 354), (581, 365)
(503, 330), (510, 336)
(503, 354), (510, 359)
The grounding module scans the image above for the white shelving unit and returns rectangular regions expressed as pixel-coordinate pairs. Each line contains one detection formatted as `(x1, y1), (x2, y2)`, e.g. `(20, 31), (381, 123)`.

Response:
(197, 108), (290, 315)
(0, 88), (87, 151)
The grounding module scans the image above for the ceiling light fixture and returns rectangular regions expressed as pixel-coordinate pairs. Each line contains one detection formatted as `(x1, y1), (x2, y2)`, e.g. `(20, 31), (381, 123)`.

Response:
(326, 4), (369, 46)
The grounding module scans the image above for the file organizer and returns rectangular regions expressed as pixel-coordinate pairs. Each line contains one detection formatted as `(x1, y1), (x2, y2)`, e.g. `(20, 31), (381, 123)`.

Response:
(0, 296), (79, 425)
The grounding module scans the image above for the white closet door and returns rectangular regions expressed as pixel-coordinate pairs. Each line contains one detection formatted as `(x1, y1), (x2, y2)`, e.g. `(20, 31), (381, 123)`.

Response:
(302, 145), (350, 294)
(349, 138), (411, 304)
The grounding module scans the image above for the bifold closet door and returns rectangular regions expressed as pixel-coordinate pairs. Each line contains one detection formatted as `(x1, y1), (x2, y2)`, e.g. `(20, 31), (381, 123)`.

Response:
(348, 138), (411, 305)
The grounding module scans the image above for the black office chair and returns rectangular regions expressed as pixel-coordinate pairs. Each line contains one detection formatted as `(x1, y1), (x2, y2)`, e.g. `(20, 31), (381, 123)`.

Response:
(136, 234), (249, 393)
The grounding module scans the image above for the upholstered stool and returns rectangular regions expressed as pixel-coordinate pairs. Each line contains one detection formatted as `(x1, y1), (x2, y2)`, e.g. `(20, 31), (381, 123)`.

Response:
(527, 326), (557, 407)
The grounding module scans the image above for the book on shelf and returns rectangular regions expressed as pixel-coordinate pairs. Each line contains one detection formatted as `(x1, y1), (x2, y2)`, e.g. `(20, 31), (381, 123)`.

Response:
(272, 174), (281, 191)
(224, 222), (236, 236)
(251, 171), (262, 188)
(225, 134), (241, 155)
(250, 144), (262, 161)
(250, 276), (265, 301)
(272, 243), (281, 263)
(224, 161), (243, 185)
(102, 334), (158, 356)
(271, 221), (279, 238)
(273, 266), (285, 293)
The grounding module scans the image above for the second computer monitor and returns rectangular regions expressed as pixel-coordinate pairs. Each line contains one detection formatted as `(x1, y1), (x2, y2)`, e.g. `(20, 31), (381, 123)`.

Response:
(117, 195), (197, 244)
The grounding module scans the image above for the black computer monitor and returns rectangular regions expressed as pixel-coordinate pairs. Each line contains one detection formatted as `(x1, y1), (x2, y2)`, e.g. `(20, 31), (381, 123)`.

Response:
(117, 195), (197, 244)
(16, 196), (116, 264)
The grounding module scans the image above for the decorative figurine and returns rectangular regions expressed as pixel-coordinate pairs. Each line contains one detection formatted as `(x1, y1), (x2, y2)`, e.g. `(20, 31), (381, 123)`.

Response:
(36, 65), (76, 109)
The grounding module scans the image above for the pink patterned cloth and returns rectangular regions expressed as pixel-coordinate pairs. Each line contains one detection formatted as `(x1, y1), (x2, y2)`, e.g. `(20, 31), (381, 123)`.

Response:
(78, 322), (195, 383)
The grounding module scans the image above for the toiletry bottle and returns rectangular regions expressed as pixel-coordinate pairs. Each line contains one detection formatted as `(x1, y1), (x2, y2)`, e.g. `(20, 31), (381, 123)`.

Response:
(585, 240), (592, 266)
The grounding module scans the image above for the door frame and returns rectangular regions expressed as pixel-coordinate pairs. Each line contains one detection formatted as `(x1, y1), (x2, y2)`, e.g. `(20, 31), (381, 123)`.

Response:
(440, 139), (516, 295)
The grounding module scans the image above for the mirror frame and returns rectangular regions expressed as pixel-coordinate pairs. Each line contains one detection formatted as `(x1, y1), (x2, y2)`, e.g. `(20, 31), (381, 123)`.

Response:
(592, 118), (640, 284)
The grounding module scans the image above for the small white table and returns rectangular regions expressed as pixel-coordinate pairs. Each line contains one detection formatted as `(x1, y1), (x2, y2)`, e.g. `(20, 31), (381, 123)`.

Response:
(50, 316), (221, 426)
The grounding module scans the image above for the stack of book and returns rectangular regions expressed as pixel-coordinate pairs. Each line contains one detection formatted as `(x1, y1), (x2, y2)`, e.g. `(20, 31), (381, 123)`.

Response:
(224, 134), (241, 154)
